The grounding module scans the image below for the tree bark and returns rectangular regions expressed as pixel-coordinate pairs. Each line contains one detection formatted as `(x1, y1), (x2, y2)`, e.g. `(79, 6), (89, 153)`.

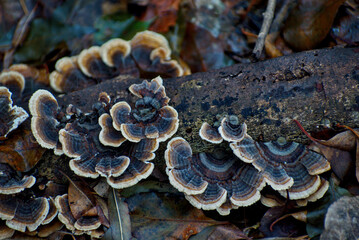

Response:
(60, 46), (359, 153)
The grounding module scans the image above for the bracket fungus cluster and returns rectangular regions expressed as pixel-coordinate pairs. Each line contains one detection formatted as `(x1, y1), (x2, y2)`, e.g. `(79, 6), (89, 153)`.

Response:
(0, 163), (60, 238)
(50, 30), (186, 93)
(166, 115), (331, 215)
(26, 75), (179, 237)
(29, 76), (178, 189)
(165, 137), (265, 215)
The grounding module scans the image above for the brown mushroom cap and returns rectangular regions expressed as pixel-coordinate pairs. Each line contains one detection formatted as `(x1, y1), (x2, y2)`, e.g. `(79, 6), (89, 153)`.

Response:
(100, 38), (131, 67)
(165, 137), (265, 214)
(99, 113), (126, 147)
(110, 77), (178, 143)
(0, 222), (15, 240)
(199, 122), (223, 144)
(0, 71), (25, 97)
(0, 163), (36, 194)
(55, 194), (102, 234)
(42, 197), (58, 225)
(29, 89), (61, 151)
(99, 38), (139, 77)
(130, 30), (183, 78)
(59, 121), (130, 178)
(55, 194), (76, 231)
(231, 135), (331, 196)
(49, 56), (96, 93)
(78, 46), (118, 79)
(74, 216), (101, 231)
(0, 87), (28, 140)
(218, 116), (247, 143)
(107, 157), (154, 189)
(0, 195), (50, 232)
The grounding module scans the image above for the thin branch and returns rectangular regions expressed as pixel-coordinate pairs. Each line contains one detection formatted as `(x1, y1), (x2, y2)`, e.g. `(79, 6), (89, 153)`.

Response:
(252, 0), (276, 59)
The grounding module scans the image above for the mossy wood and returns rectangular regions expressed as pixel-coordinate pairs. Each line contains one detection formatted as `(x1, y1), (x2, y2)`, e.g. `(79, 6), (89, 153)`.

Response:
(60, 47), (359, 153)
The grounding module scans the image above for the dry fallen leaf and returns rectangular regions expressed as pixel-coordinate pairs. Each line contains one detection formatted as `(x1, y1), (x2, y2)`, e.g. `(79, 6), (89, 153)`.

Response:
(103, 188), (132, 240)
(0, 126), (45, 172)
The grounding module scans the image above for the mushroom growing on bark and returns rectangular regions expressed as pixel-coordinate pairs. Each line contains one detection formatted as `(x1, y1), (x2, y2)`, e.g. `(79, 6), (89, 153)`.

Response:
(110, 76), (178, 143)
(165, 137), (265, 215)
(0, 87), (28, 140)
(29, 89), (63, 155)
(231, 134), (331, 199)
(0, 163), (35, 194)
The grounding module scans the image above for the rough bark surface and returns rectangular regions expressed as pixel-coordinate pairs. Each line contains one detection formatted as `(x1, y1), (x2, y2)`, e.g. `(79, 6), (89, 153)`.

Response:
(60, 46), (359, 154)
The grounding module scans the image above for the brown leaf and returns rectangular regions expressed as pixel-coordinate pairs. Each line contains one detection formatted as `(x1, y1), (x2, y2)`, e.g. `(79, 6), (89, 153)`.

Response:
(310, 143), (353, 181)
(321, 129), (357, 151)
(283, 0), (346, 50)
(0, 126), (45, 172)
(260, 206), (306, 237)
(67, 180), (96, 220)
(207, 225), (251, 240)
(138, 0), (180, 33)
(127, 191), (226, 240)
(181, 23), (227, 72)
(103, 188), (132, 240)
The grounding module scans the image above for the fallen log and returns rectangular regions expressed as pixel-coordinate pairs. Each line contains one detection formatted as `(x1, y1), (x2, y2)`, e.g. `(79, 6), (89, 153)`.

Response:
(60, 46), (359, 154)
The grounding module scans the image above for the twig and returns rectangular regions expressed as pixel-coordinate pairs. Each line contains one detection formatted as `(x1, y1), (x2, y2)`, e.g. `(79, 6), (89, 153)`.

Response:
(268, 0), (295, 42)
(252, 0), (276, 59)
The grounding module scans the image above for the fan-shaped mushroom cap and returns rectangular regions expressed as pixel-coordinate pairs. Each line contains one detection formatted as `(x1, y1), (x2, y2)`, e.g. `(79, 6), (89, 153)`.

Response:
(0, 71), (25, 97)
(199, 122), (223, 144)
(0, 163), (35, 194)
(218, 116), (247, 142)
(59, 121), (130, 178)
(0, 195), (50, 232)
(100, 38), (131, 67)
(99, 113), (126, 147)
(42, 197), (58, 225)
(78, 46), (118, 79)
(130, 31), (183, 78)
(110, 77), (178, 143)
(165, 137), (265, 214)
(55, 194), (76, 231)
(55, 194), (104, 234)
(231, 135), (330, 195)
(107, 157), (154, 189)
(0, 87), (28, 140)
(49, 56), (96, 93)
(29, 89), (61, 152)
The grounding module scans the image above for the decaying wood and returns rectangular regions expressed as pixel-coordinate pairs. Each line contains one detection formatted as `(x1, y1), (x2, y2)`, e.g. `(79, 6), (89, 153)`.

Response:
(60, 46), (359, 154)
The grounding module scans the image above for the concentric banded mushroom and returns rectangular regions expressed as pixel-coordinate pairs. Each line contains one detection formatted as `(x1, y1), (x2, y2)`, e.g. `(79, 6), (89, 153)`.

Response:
(55, 194), (103, 235)
(231, 135), (331, 199)
(130, 30), (184, 78)
(0, 71), (25, 99)
(59, 121), (130, 179)
(60, 114), (157, 188)
(49, 56), (96, 93)
(99, 113), (126, 147)
(218, 116), (247, 143)
(100, 38), (139, 76)
(0, 195), (50, 232)
(165, 137), (265, 215)
(0, 87), (28, 140)
(0, 163), (35, 194)
(110, 76), (178, 143)
(78, 46), (119, 79)
(29, 89), (63, 155)
(199, 122), (223, 144)
(49, 31), (185, 93)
